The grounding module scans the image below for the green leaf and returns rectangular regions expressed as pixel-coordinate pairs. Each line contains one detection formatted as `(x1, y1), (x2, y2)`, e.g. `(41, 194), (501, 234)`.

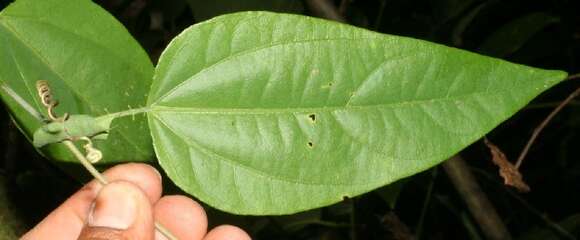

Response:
(478, 12), (559, 58)
(186, 0), (304, 21)
(148, 12), (567, 215)
(0, 0), (154, 163)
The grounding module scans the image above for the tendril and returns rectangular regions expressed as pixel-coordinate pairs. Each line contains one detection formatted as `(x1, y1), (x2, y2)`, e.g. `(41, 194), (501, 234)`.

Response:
(80, 137), (102, 164)
(36, 80), (69, 121)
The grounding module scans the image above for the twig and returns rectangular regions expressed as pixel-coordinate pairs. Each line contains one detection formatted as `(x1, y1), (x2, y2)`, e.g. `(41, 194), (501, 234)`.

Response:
(515, 85), (580, 169)
(442, 155), (512, 240)
(304, 0), (347, 23)
(374, 0), (387, 30)
(415, 168), (437, 240)
(525, 100), (580, 109)
(505, 189), (576, 240)
(566, 72), (580, 81)
(350, 198), (357, 240)
(472, 169), (576, 240)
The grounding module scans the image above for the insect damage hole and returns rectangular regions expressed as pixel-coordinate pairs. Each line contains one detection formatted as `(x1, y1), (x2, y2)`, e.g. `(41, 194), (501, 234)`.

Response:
(308, 114), (316, 123)
(307, 141), (313, 148)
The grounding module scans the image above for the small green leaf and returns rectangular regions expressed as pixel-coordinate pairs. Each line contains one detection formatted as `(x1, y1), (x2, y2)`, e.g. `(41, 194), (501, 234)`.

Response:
(0, 0), (154, 163)
(478, 12), (559, 58)
(148, 12), (566, 215)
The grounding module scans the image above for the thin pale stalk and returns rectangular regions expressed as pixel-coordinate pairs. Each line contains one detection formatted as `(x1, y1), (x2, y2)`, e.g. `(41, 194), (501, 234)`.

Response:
(515, 86), (580, 169)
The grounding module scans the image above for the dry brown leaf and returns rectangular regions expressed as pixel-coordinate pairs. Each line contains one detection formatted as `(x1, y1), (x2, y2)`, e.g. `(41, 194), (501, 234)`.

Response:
(484, 138), (531, 192)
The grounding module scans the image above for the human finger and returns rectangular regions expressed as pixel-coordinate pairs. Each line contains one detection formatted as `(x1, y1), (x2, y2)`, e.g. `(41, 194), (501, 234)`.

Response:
(203, 225), (252, 240)
(77, 181), (154, 240)
(154, 195), (208, 240)
(22, 163), (162, 239)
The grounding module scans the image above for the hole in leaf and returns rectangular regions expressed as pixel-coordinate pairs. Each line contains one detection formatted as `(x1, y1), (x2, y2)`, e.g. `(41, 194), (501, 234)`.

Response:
(308, 114), (316, 122)
(307, 142), (313, 148)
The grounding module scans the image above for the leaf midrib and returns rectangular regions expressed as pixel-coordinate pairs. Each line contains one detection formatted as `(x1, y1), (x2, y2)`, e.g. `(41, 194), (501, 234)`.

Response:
(149, 90), (500, 114)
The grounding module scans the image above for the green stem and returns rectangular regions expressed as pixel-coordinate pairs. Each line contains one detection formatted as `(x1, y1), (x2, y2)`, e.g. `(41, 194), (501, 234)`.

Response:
(63, 140), (107, 184)
(0, 82), (151, 123)
(0, 83), (44, 122)
(99, 106), (150, 120)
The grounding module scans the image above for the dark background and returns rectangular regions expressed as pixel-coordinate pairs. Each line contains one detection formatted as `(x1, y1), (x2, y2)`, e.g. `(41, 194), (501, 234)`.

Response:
(1, 0), (579, 239)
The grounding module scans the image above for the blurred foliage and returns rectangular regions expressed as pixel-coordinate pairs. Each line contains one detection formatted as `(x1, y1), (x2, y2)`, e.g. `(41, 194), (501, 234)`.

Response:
(186, 0), (304, 21)
(0, 176), (26, 238)
(1, 0), (579, 239)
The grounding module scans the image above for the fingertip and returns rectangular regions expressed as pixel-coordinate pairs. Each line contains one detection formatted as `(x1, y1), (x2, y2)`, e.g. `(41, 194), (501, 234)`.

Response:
(204, 225), (251, 240)
(22, 163), (163, 240)
(22, 163), (162, 239)
(79, 181), (154, 240)
(89, 181), (151, 229)
(102, 163), (162, 203)
(154, 195), (207, 240)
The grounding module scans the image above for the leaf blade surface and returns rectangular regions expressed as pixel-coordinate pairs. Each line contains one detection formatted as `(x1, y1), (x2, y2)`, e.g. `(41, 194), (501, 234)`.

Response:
(148, 12), (567, 214)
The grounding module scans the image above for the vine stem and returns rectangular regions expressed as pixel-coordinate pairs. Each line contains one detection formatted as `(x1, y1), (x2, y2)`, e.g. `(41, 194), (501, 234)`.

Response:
(515, 85), (580, 169)
(566, 72), (580, 81)
(63, 140), (177, 240)
(63, 141), (107, 184)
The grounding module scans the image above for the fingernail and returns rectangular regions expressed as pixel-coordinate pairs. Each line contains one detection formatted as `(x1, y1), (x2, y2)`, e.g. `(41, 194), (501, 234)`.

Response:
(88, 183), (138, 229)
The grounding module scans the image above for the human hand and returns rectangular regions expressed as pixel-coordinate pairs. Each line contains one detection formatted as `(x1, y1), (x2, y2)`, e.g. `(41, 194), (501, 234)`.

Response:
(22, 163), (251, 240)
